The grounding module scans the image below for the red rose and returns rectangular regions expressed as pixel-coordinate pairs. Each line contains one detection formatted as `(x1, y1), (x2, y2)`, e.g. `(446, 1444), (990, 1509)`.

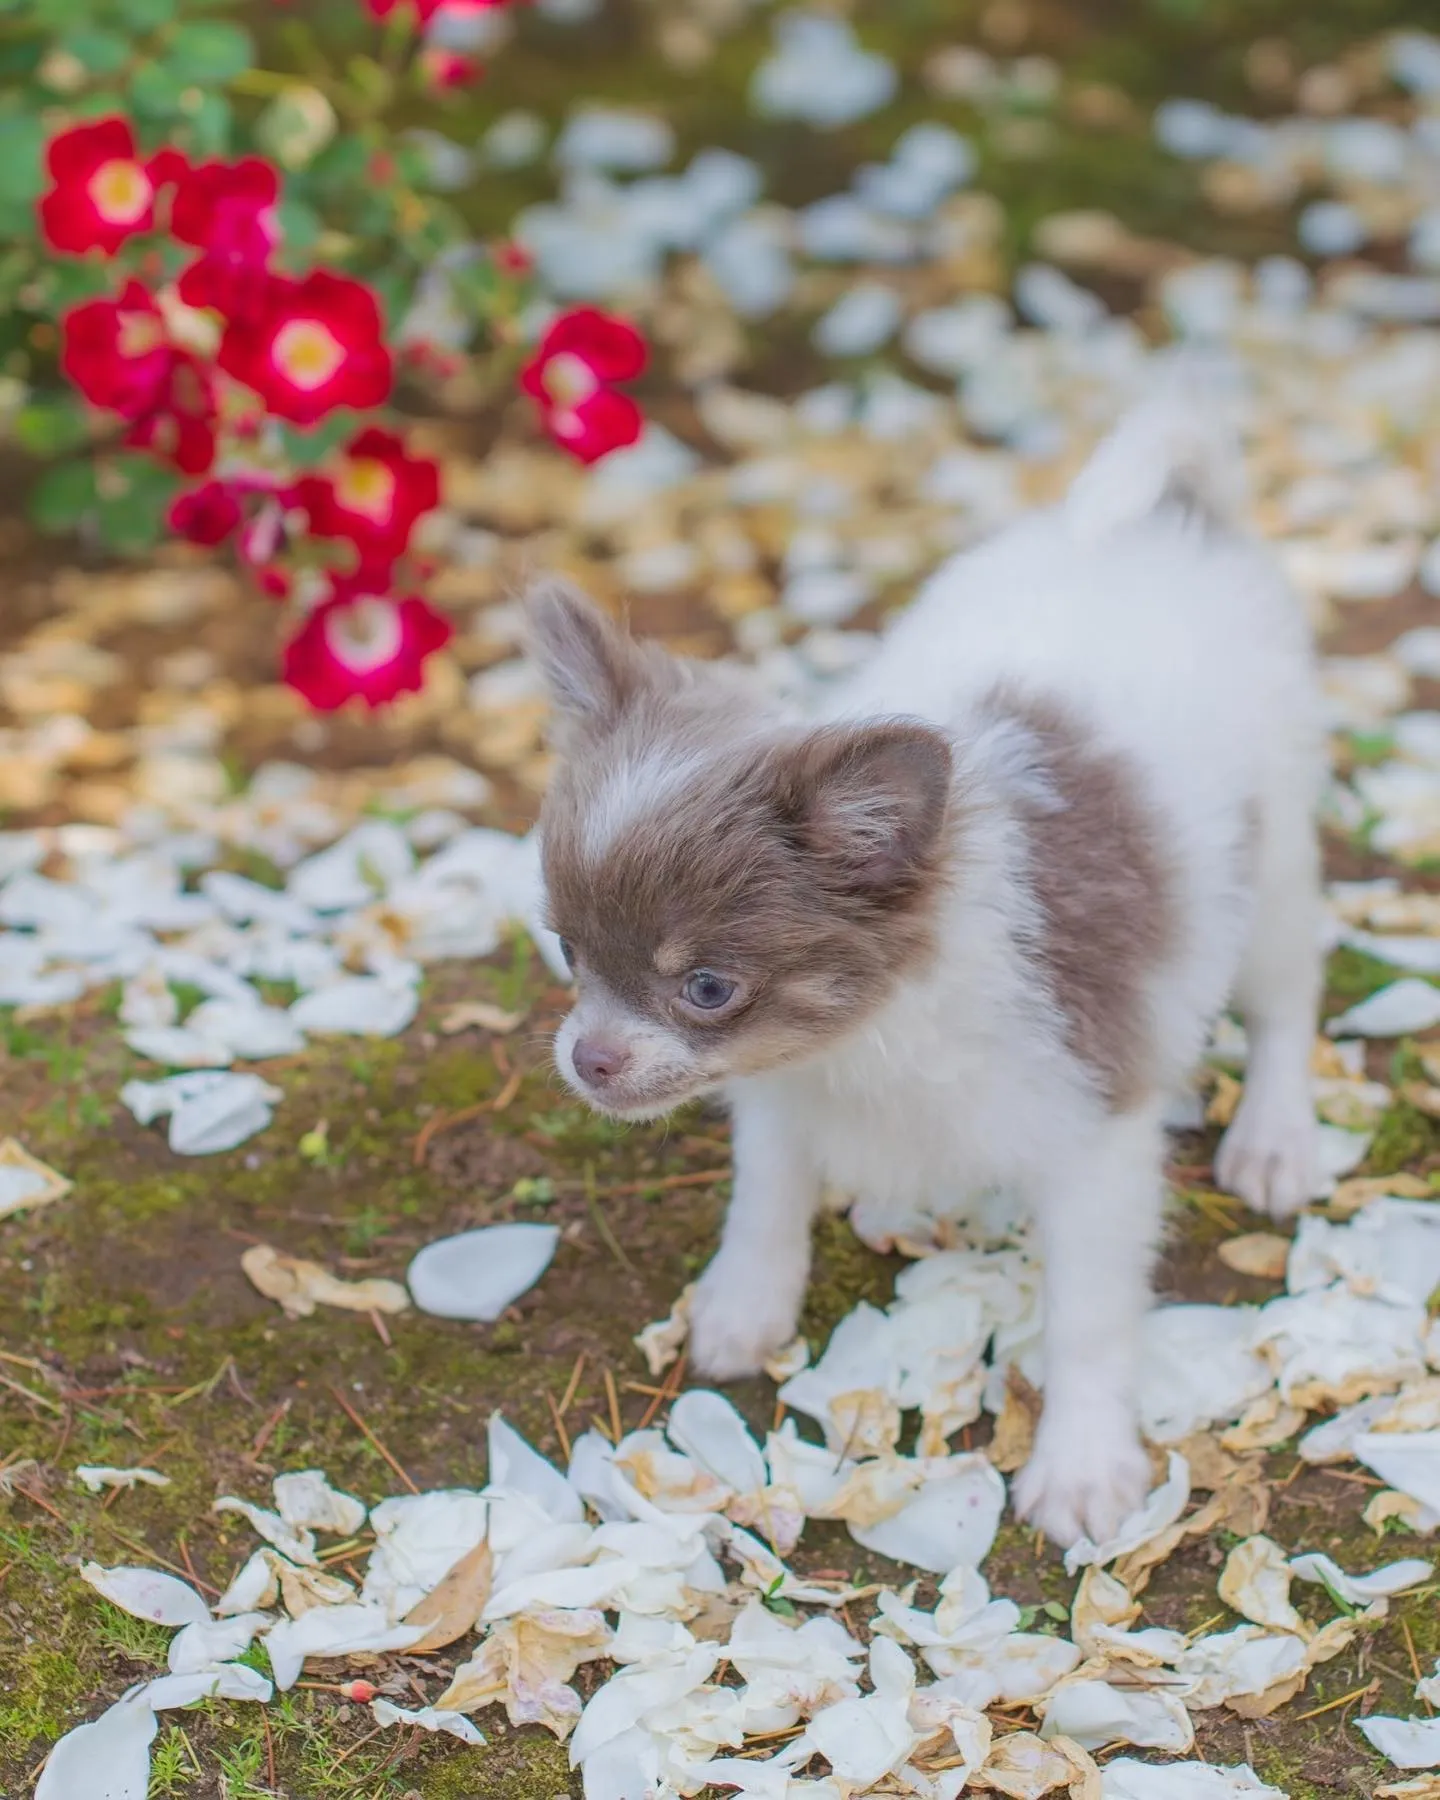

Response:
(218, 271), (393, 425)
(61, 281), (217, 473)
(169, 480), (244, 546)
(172, 157), (281, 322)
(282, 575), (453, 710)
(38, 118), (182, 256)
(519, 307), (646, 464)
(293, 427), (440, 560)
(417, 47), (483, 90)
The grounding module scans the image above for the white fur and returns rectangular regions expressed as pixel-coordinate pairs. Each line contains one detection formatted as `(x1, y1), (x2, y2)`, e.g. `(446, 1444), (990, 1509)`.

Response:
(691, 397), (1324, 1545)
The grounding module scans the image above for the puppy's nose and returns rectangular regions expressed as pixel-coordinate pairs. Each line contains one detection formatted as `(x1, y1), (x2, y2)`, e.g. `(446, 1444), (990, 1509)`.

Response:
(573, 1037), (631, 1087)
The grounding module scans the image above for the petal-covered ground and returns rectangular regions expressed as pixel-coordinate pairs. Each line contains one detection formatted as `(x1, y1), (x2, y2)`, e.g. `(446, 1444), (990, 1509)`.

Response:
(6, 4), (1440, 1798)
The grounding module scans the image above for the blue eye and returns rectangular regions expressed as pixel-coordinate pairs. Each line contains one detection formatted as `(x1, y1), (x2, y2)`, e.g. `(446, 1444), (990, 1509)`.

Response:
(558, 937), (576, 972)
(682, 970), (736, 1010)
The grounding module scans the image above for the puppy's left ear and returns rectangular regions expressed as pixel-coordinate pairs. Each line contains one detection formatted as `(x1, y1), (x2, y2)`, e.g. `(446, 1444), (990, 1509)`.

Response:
(525, 579), (652, 739)
(772, 721), (952, 893)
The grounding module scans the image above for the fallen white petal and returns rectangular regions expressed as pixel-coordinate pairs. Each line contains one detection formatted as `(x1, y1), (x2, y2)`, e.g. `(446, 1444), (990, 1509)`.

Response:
(35, 1686), (156, 1800)
(1041, 1678), (1194, 1752)
(1328, 979), (1440, 1038)
(272, 1470), (367, 1536)
(370, 1698), (486, 1743)
(1291, 1551), (1432, 1607)
(666, 1389), (767, 1495)
(213, 1496), (318, 1565)
(1101, 1759), (1288, 1797)
(407, 1222), (559, 1321)
(289, 975), (419, 1037)
(1360, 1715), (1440, 1769)
(1355, 1432), (1440, 1515)
(74, 1467), (169, 1494)
(80, 1563), (210, 1628)
(167, 1612), (269, 1675)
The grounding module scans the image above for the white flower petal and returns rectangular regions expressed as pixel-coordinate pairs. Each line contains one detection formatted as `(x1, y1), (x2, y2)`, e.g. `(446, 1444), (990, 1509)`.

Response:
(408, 1223), (559, 1321)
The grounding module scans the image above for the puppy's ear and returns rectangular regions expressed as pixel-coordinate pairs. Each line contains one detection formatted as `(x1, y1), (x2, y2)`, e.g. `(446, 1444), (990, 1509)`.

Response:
(525, 580), (648, 736)
(771, 721), (952, 894)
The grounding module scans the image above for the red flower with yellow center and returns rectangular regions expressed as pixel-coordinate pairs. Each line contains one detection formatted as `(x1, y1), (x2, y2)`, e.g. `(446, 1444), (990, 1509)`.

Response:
(294, 426), (440, 560)
(61, 281), (217, 473)
(519, 307), (646, 464)
(282, 574), (453, 711)
(218, 272), (393, 425)
(172, 157), (282, 323)
(39, 118), (181, 255)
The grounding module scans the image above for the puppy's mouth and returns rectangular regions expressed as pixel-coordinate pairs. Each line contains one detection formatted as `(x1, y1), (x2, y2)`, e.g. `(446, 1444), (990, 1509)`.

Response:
(567, 1073), (714, 1122)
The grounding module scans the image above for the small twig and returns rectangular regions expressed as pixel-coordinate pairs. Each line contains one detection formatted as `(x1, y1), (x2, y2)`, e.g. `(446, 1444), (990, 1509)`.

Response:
(329, 1386), (418, 1494)
(13, 1480), (65, 1523)
(369, 1309), (393, 1349)
(545, 1388), (572, 1463)
(262, 1708), (277, 1790)
(248, 1398), (292, 1463)
(0, 1371), (63, 1414)
(413, 1100), (489, 1167)
(559, 1353), (586, 1418)
(1402, 1614), (1430, 1710)
(604, 1367), (623, 1446)
(491, 1065), (524, 1113)
(1293, 1679), (1376, 1721)
(584, 1169), (635, 1274)
(326, 1723), (388, 1773)
(638, 1351), (687, 1430)
(176, 1536), (204, 1592)
(594, 1167), (731, 1200)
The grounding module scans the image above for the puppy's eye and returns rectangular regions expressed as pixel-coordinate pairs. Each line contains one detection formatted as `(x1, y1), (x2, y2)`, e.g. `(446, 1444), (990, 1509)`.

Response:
(557, 937), (576, 972)
(681, 969), (736, 1011)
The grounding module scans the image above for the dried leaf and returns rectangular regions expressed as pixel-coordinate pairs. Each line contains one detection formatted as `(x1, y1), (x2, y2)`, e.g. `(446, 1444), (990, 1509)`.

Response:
(1216, 1232), (1290, 1280)
(401, 1539), (494, 1653)
(439, 1000), (526, 1035)
(241, 1243), (410, 1320)
(0, 1138), (72, 1220)
(989, 1367), (1043, 1473)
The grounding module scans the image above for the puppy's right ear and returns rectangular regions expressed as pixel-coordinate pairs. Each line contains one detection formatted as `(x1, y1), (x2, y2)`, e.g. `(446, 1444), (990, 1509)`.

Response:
(525, 580), (646, 738)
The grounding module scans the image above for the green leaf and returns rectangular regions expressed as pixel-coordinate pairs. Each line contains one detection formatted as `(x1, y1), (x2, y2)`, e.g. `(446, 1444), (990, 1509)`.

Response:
(0, 115), (44, 204)
(182, 90), (231, 157)
(279, 412), (357, 469)
(128, 57), (188, 118)
(274, 197), (321, 255)
(29, 458), (97, 534)
(162, 20), (253, 84)
(43, 259), (113, 310)
(60, 26), (130, 74)
(115, 0), (177, 28)
(14, 397), (89, 459)
(95, 453), (180, 553)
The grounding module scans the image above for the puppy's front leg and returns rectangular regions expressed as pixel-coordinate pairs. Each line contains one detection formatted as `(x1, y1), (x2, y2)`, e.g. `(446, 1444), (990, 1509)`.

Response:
(689, 1085), (820, 1382)
(1013, 1098), (1164, 1547)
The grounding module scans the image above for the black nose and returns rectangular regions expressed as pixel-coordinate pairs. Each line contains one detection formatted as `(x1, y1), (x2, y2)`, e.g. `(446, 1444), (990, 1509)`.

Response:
(573, 1038), (631, 1087)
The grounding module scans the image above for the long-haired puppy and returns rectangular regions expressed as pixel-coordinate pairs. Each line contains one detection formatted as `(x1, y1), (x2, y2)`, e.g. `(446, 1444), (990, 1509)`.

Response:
(528, 386), (1323, 1546)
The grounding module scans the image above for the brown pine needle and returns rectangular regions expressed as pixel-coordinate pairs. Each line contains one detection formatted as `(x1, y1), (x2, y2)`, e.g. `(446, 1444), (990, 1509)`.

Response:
(1402, 1614), (1429, 1710)
(584, 1177), (635, 1273)
(0, 1371), (63, 1414)
(546, 1388), (572, 1462)
(369, 1308), (393, 1348)
(491, 1065), (524, 1112)
(639, 1351), (687, 1430)
(248, 1397), (292, 1462)
(413, 1100), (490, 1166)
(1294, 1680), (1376, 1721)
(559, 1353), (586, 1417)
(99, 1525), (221, 1596)
(329, 1386), (418, 1494)
(605, 1367), (623, 1445)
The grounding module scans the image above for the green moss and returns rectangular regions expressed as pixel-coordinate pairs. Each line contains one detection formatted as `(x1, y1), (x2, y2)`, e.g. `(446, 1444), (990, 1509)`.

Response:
(1325, 945), (1423, 1007)
(1366, 1101), (1440, 1176)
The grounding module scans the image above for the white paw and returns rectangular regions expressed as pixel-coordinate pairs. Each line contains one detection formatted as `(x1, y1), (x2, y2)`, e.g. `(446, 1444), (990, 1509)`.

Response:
(688, 1256), (802, 1382)
(1215, 1090), (1318, 1220)
(1012, 1402), (1151, 1549)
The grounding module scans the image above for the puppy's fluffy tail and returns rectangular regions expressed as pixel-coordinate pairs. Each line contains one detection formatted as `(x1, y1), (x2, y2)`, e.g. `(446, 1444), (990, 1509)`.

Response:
(1064, 367), (1246, 546)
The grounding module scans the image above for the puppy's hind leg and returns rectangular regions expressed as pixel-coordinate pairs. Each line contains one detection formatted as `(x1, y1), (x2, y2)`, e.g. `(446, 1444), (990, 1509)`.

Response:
(1013, 1097), (1164, 1549)
(1215, 789), (1322, 1220)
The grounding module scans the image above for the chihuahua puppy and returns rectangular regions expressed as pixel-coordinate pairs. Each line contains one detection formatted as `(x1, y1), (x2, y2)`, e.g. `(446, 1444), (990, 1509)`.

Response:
(528, 388), (1323, 1546)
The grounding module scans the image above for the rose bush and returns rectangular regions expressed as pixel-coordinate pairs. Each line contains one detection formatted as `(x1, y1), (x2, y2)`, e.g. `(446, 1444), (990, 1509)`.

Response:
(0, 0), (648, 709)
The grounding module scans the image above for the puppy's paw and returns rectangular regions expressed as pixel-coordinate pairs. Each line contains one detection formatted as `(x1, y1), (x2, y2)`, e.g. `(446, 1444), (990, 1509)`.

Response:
(1012, 1404), (1151, 1550)
(1215, 1091), (1318, 1220)
(688, 1256), (801, 1383)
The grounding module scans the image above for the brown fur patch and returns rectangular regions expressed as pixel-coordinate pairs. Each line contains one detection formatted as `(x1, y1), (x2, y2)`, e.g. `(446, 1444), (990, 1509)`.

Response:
(991, 691), (1175, 1111)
